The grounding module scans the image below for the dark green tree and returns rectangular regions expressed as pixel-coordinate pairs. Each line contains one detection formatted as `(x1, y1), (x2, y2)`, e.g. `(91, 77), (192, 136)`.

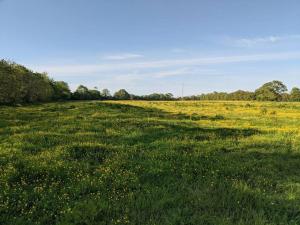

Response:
(113, 89), (130, 100)
(101, 89), (111, 99)
(89, 89), (101, 100)
(51, 81), (71, 100)
(229, 90), (255, 101)
(72, 85), (91, 100)
(255, 80), (287, 101)
(290, 87), (300, 102)
(0, 60), (54, 104)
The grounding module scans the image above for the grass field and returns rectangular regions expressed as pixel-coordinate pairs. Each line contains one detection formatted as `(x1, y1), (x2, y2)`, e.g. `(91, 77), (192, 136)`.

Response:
(1, 100), (300, 225)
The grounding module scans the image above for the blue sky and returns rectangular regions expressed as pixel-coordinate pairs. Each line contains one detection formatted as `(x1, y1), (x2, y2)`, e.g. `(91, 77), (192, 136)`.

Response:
(1, 0), (300, 96)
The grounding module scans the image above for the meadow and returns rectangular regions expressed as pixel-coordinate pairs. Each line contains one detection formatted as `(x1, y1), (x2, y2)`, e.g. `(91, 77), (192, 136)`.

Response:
(1, 100), (300, 225)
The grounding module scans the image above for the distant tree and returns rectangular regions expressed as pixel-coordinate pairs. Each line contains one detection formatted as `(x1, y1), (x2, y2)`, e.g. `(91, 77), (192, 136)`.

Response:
(255, 80), (287, 101)
(281, 93), (290, 102)
(0, 60), (74, 104)
(139, 93), (174, 101)
(51, 81), (71, 100)
(146, 93), (161, 100)
(89, 89), (101, 100)
(72, 85), (91, 100)
(229, 90), (255, 101)
(165, 93), (174, 100)
(101, 88), (111, 99)
(0, 60), (24, 104)
(113, 89), (130, 100)
(25, 72), (53, 102)
(197, 92), (229, 101)
(290, 87), (300, 102)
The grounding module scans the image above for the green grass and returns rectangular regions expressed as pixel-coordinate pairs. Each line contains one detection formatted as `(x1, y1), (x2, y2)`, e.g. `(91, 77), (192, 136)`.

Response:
(1, 100), (300, 225)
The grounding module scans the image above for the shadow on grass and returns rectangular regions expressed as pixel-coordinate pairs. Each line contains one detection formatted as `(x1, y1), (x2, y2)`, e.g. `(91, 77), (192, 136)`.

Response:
(99, 102), (260, 145)
(2, 101), (300, 225)
(92, 103), (300, 224)
(16, 102), (260, 154)
(101, 102), (226, 121)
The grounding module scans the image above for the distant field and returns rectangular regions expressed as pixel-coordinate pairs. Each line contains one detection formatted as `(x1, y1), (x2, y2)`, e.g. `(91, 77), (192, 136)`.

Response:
(1, 101), (300, 225)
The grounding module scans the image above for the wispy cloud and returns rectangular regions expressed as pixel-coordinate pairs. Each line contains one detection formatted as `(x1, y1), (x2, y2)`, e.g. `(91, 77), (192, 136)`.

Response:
(234, 35), (300, 47)
(112, 68), (212, 81)
(30, 51), (300, 76)
(103, 53), (143, 60)
(150, 68), (213, 78)
(114, 73), (142, 82)
(151, 68), (193, 78)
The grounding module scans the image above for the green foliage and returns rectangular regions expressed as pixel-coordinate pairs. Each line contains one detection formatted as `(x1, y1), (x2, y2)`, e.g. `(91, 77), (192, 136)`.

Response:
(0, 60), (66, 104)
(192, 90), (255, 101)
(184, 81), (295, 102)
(51, 81), (71, 100)
(255, 80), (288, 101)
(290, 87), (300, 102)
(72, 85), (90, 100)
(134, 93), (174, 100)
(89, 90), (101, 100)
(101, 88), (111, 99)
(1, 101), (300, 224)
(0, 60), (27, 104)
(113, 89), (131, 100)
(281, 93), (291, 102)
(72, 85), (102, 100)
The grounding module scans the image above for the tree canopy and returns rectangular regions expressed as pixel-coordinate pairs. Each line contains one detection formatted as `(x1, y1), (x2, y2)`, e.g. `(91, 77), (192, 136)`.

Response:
(0, 60), (54, 104)
(290, 87), (300, 102)
(113, 89), (131, 100)
(255, 80), (288, 101)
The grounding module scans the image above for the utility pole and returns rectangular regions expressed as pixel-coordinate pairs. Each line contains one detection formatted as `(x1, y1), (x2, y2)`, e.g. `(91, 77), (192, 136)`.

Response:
(181, 82), (184, 100)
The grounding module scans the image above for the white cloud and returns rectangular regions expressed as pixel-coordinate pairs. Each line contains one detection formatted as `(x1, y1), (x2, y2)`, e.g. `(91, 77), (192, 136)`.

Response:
(30, 51), (300, 76)
(111, 68), (211, 81)
(103, 53), (143, 60)
(234, 35), (300, 47)
(150, 68), (213, 78)
(114, 71), (142, 82)
(151, 68), (192, 78)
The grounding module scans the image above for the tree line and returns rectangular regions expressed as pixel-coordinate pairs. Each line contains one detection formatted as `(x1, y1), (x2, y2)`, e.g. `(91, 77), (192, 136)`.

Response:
(1, 59), (300, 104)
(0, 60), (174, 104)
(183, 80), (300, 102)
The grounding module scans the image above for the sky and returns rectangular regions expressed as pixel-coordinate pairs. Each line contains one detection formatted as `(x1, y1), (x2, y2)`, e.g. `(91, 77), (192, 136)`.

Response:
(1, 0), (300, 96)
